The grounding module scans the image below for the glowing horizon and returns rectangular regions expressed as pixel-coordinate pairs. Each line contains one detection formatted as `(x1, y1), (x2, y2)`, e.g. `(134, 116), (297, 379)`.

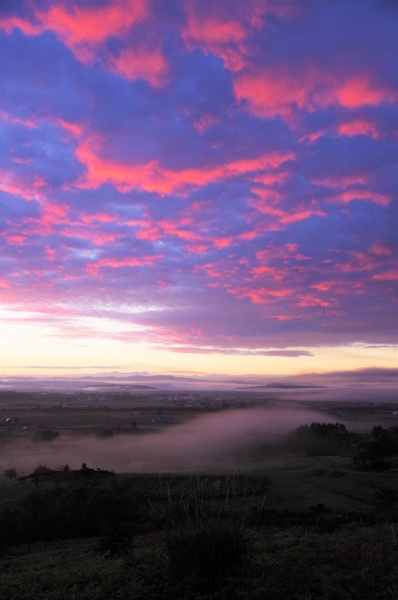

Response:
(0, 1), (397, 379)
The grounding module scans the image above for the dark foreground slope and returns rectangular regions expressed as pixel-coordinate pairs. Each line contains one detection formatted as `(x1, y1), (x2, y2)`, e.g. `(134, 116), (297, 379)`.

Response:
(1, 449), (398, 600)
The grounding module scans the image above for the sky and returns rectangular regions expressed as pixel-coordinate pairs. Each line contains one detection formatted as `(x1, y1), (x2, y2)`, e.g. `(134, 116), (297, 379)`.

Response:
(0, 0), (397, 378)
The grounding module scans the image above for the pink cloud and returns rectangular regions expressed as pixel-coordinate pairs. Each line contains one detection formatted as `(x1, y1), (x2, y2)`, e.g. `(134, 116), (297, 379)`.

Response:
(87, 254), (164, 276)
(314, 174), (369, 189)
(34, 0), (149, 62)
(0, 1), (169, 87)
(0, 110), (37, 129)
(298, 295), (331, 308)
(181, 0), (296, 73)
(335, 251), (377, 274)
(75, 134), (294, 195)
(279, 209), (327, 224)
(193, 114), (218, 133)
(45, 247), (56, 262)
(334, 76), (397, 109)
(0, 170), (44, 202)
(338, 119), (380, 139)
(228, 286), (293, 305)
(6, 235), (25, 245)
(213, 237), (234, 249)
(370, 243), (393, 257)
(58, 120), (84, 138)
(109, 45), (169, 87)
(337, 189), (390, 206)
(311, 281), (335, 292)
(372, 271), (398, 282)
(312, 175), (392, 208)
(234, 70), (397, 119)
(183, 9), (247, 72)
(81, 213), (117, 224)
(0, 13), (41, 36)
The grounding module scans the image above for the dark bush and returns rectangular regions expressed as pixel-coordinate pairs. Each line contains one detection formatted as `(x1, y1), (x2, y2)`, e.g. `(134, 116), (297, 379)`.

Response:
(96, 522), (135, 558)
(3, 469), (17, 480)
(33, 429), (60, 441)
(165, 515), (253, 593)
(0, 479), (149, 548)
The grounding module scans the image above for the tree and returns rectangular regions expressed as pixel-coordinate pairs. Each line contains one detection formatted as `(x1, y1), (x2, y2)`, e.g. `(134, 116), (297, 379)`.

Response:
(31, 464), (51, 488)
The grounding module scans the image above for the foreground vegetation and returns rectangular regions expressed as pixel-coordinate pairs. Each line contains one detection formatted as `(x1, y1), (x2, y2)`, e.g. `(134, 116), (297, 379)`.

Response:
(0, 482), (397, 599)
(1, 421), (398, 599)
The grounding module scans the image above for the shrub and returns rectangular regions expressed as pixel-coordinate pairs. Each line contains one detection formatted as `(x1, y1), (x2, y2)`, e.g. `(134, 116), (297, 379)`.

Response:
(0, 479), (149, 548)
(164, 515), (253, 593)
(96, 522), (134, 558)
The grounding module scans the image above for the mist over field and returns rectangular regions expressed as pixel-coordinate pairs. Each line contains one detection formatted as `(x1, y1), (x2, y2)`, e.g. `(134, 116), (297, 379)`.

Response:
(0, 406), (324, 474)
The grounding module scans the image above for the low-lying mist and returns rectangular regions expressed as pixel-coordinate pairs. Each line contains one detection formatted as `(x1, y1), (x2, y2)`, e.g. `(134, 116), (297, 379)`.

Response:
(1, 406), (325, 474)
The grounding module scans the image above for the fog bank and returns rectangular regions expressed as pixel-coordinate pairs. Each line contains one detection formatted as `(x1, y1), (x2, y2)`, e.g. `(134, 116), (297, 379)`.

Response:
(1, 406), (324, 474)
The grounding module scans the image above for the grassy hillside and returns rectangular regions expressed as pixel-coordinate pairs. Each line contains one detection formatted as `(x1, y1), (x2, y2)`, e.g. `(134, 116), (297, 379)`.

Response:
(1, 417), (398, 599)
